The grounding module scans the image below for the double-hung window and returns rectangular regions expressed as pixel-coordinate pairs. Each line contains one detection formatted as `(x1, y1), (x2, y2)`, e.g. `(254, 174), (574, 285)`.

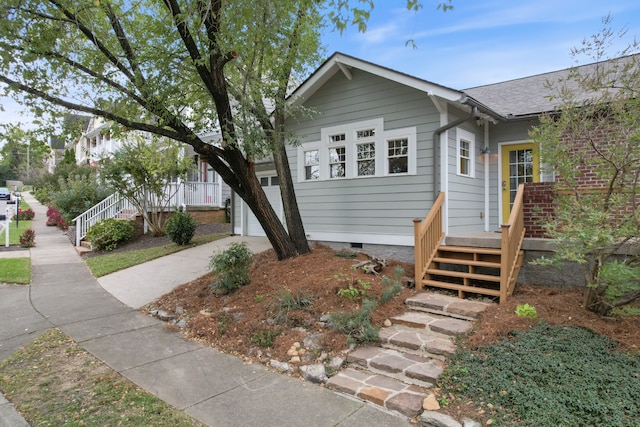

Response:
(387, 138), (409, 174)
(356, 128), (376, 176)
(457, 129), (475, 177)
(304, 149), (319, 180)
(328, 133), (346, 178)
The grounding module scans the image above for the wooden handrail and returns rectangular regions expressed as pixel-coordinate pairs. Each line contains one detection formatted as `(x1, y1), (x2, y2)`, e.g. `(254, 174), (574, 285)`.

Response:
(414, 192), (446, 287)
(500, 183), (526, 303)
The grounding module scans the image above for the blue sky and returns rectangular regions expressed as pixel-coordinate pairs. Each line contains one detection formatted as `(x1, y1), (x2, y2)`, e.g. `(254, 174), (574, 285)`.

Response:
(320, 0), (640, 89)
(2, 0), (640, 132)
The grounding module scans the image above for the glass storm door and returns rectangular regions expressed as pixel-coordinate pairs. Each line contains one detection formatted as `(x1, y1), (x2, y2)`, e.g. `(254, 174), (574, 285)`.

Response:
(501, 143), (539, 223)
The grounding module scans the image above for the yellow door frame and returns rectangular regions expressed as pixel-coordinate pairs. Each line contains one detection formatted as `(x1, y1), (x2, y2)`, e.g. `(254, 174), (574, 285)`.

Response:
(500, 142), (540, 223)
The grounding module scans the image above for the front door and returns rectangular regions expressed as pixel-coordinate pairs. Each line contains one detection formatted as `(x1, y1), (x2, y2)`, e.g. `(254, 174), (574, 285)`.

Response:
(501, 143), (539, 223)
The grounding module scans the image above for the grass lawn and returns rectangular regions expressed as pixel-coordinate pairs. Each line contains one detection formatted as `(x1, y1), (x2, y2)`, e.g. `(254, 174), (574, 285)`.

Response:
(0, 258), (30, 284)
(86, 233), (227, 277)
(0, 328), (204, 426)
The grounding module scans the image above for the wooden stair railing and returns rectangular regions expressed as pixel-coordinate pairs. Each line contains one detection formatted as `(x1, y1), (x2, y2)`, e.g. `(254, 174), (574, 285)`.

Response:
(413, 192), (445, 289)
(500, 183), (526, 303)
(413, 185), (526, 304)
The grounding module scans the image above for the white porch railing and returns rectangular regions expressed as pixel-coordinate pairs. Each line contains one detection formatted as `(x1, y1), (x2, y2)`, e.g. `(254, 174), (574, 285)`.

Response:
(167, 181), (223, 207)
(72, 181), (223, 246)
(73, 193), (136, 247)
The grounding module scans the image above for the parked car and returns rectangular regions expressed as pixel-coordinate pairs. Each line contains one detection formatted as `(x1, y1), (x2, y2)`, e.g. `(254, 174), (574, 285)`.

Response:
(0, 187), (11, 200)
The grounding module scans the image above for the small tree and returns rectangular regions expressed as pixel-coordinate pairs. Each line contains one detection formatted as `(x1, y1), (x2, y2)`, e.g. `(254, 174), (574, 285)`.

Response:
(530, 18), (640, 316)
(99, 134), (195, 236)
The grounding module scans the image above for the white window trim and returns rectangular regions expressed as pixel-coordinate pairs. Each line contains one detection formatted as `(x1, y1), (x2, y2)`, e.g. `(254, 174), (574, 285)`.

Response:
(297, 118), (417, 182)
(456, 128), (475, 178)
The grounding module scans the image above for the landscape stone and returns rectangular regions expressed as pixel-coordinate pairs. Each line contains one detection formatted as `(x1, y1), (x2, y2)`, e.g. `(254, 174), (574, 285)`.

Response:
(423, 393), (441, 410)
(386, 392), (426, 418)
(328, 356), (344, 371)
(299, 364), (328, 383)
(419, 410), (463, 427)
(156, 309), (175, 321)
(176, 319), (186, 328)
(370, 354), (414, 373)
(269, 359), (294, 374)
(462, 418), (482, 427)
(405, 362), (443, 384)
(302, 333), (323, 350)
(358, 386), (391, 406)
(325, 373), (361, 395)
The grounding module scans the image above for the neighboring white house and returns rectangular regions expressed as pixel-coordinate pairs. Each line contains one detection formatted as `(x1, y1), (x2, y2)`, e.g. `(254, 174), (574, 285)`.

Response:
(69, 116), (231, 208)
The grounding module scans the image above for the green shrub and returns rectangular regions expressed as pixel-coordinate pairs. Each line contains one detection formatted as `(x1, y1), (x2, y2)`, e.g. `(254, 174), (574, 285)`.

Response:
(380, 266), (404, 303)
(250, 329), (280, 348)
(164, 210), (197, 245)
(209, 242), (253, 295)
(269, 289), (313, 324)
(515, 303), (537, 318)
(329, 299), (379, 344)
(86, 218), (136, 251)
(51, 174), (111, 221)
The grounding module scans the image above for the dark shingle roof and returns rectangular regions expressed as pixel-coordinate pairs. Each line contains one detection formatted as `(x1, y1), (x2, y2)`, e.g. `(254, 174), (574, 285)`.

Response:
(464, 55), (637, 118)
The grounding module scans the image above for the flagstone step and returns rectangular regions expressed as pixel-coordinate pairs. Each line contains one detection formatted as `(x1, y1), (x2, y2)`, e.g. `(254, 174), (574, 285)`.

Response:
(346, 346), (444, 388)
(326, 367), (428, 418)
(391, 311), (473, 336)
(405, 292), (494, 321)
(378, 324), (455, 360)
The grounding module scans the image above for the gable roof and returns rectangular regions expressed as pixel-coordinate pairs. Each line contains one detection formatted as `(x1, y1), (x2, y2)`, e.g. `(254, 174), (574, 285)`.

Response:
(289, 52), (503, 121)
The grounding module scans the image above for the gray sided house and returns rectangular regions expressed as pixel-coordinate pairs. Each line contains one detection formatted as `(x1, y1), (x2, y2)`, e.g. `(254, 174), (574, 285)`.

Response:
(232, 53), (604, 300)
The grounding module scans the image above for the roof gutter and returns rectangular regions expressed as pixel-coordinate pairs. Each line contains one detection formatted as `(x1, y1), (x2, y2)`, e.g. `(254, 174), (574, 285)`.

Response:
(432, 99), (479, 196)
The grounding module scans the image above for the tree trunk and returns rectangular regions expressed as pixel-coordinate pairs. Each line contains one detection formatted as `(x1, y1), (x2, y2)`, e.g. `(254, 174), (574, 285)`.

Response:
(238, 170), (298, 260)
(583, 286), (611, 316)
(272, 131), (310, 255)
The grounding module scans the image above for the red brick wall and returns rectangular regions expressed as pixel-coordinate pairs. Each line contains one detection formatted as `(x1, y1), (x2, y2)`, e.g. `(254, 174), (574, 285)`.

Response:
(523, 182), (556, 238)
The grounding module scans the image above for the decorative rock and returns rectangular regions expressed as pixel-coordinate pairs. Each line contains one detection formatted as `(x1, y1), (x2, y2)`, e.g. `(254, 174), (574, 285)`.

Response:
(299, 364), (328, 383)
(176, 306), (184, 315)
(419, 411), (462, 427)
(293, 342), (301, 349)
(387, 392), (426, 418)
(176, 319), (187, 328)
(302, 333), (323, 350)
(319, 314), (332, 323)
(328, 356), (344, 371)
(461, 418), (482, 427)
(423, 393), (441, 410)
(383, 319), (392, 327)
(298, 348), (306, 355)
(157, 309), (176, 321)
(148, 309), (158, 316)
(287, 349), (298, 357)
(290, 356), (301, 363)
(269, 359), (294, 373)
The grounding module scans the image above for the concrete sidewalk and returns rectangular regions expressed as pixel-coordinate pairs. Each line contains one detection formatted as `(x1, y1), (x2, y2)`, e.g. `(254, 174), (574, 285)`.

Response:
(0, 193), (411, 426)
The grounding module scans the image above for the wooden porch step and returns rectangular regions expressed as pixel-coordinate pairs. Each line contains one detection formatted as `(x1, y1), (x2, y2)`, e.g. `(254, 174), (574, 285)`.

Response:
(432, 257), (501, 269)
(421, 279), (501, 297)
(437, 245), (502, 255)
(426, 269), (500, 282)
